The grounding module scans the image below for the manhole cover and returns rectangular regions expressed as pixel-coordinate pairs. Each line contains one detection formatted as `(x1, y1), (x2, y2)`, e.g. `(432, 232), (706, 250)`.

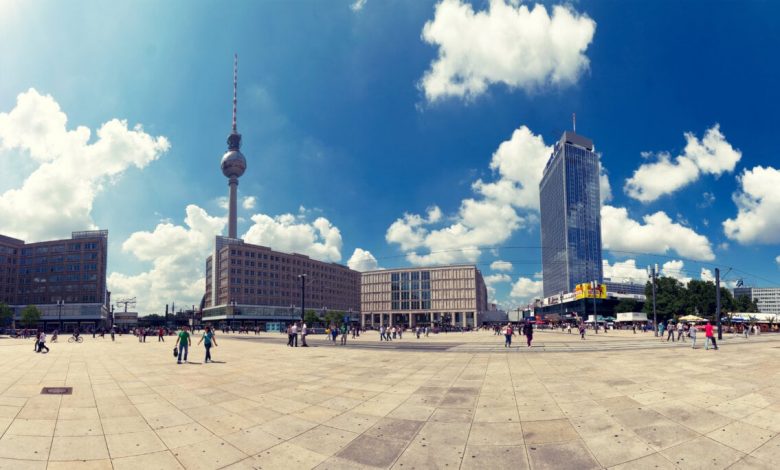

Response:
(41, 387), (72, 395)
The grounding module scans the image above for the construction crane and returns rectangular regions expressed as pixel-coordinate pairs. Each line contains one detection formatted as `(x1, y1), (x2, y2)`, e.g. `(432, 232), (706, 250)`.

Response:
(115, 297), (137, 313)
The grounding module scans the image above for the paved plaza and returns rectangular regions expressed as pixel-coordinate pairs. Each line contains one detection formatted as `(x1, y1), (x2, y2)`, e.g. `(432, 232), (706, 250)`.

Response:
(0, 330), (779, 469)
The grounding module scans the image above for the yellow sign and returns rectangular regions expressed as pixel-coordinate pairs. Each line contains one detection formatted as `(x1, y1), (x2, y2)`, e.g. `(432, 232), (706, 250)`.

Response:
(575, 283), (607, 299)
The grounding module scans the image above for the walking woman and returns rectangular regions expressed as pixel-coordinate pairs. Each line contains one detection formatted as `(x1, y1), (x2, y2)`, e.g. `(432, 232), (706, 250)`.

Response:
(198, 326), (218, 363)
(504, 323), (513, 348)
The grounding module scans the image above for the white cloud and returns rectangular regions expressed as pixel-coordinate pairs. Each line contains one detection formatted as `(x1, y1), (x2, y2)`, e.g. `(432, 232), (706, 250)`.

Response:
(490, 260), (513, 272)
(386, 125), (551, 266)
(776, 255), (780, 266)
(600, 164), (612, 204)
(347, 248), (380, 272)
(700, 268), (714, 283)
(485, 273), (511, 286)
(661, 260), (691, 284)
(624, 125), (741, 202)
(242, 196), (257, 210)
(472, 125), (552, 210)
(0, 88), (170, 241)
(723, 166), (780, 244)
(108, 205), (225, 314)
(601, 205), (714, 260)
(602, 259), (647, 283)
(350, 0), (367, 12)
(243, 212), (342, 262)
(510, 275), (543, 302)
(419, 0), (596, 102)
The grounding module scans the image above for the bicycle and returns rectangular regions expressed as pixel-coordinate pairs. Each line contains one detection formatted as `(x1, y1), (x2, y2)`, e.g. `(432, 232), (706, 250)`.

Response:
(68, 336), (83, 343)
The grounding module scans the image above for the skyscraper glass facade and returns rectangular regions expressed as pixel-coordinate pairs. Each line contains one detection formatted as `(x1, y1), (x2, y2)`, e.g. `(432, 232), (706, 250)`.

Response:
(539, 131), (603, 298)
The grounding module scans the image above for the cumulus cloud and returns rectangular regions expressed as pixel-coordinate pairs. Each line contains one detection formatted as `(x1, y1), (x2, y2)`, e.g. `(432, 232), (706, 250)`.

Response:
(0, 88), (170, 241)
(472, 125), (552, 210)
(776, 255), (780, 266)
(243, 210), (343, 262)
(723, 166), (780, 244)
(242, 196), (257, 210)
(601, 205), (714, 260)
(510, 274), (543, 301)
(602, 259), (647, 283)
(624, 125), (741, 202)
(490, 260), (513, 272)
(600, 164), (612, 204)
(386, 125), (553, 266)
(484, 273), (512, 297)
(108, 205), (225, 314)
(419, 0), (596, 102)
(661, 260), (691, 284)
(350, 0), (367, 11)
(347, 248), (380, 272)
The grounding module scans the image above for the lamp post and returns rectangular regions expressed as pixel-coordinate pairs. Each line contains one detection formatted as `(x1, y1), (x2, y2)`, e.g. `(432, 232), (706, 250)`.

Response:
(591, 280), (598, 334)
(57, 299), (65, 332)
(298, 274), (307, 323)
(648, 264), (658, 337)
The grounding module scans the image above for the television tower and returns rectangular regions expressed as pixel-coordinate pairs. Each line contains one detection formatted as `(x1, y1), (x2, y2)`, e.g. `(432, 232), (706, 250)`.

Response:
(220, 54), (246, 239)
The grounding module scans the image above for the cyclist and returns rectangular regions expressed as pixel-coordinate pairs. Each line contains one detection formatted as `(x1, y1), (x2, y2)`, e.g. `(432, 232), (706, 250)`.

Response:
(72, 328), (80, 341)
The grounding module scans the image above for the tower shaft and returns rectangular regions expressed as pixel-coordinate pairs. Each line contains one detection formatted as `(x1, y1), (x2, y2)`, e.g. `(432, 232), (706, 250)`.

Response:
(228, 177), (238, 239)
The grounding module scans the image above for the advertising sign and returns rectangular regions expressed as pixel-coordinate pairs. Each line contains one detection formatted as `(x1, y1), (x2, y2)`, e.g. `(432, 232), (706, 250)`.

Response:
(575, 283), (607, 299)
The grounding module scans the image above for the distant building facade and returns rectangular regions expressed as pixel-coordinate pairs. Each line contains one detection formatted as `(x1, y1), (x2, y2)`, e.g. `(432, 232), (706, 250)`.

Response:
(202, 236), (361, 328)
(360, 265), (488, 328)
(0, 231), (109, 331)
(539, 131), (603, 298)
(733, 287), (780, 315)
(604, 278), (646, 296)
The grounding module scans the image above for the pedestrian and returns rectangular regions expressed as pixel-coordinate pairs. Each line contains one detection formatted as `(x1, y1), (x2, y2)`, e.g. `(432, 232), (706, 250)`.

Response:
(504, 323), (513, 347)
(291, 323), (299, 347)
(416, 326), (421, 339)
(567, 323), (572, 334)
(690, 323), (697, 349)
(158, 327), (165, 342)
(331, 325), (339, 343)
(110, 327), (115, 341)
(176, 326), (192, 363)
(37, 330), (49, 353)
(744, 325), (749, 339)
(340, 323), (348, 345)
(632, 323), (637, 334)
(579, 323), (586, 340)
(705, 321), (718, 350)
(398, 326), (403, 339)
(666, 322), (675, 342)
(523, 321), (534, 348)
(352, 326), (357, 339)
(677, 322), (685, 342)
(286, 324), (293, 347)
(92, 329), (96, 339)
(379, 325), (385, 341)
(197, 326), (217, 363)
(301, 322), (309, 347)
(391, 325), (397, 340)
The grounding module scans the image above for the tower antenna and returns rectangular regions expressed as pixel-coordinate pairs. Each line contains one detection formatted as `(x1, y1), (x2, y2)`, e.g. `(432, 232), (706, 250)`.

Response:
(572, 112), (576, 133)
(232, 53), (238, 133)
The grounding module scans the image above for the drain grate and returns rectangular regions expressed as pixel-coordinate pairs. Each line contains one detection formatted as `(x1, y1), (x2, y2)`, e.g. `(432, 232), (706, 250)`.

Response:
(41, 387), (72, 395)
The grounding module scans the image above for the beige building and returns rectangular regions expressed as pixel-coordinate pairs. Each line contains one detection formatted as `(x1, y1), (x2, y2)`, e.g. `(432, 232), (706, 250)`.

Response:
(361, 265), (487, 328)
(202, 236), (361, 329)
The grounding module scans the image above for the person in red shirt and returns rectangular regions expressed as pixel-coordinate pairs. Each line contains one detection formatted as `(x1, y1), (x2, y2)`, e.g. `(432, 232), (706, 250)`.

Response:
(158, 327), (165, 342)
(705, 321), (718, 350)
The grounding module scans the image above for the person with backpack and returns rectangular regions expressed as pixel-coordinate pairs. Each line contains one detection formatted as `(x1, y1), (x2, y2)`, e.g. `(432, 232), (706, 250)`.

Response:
(197, 326), (217, 363)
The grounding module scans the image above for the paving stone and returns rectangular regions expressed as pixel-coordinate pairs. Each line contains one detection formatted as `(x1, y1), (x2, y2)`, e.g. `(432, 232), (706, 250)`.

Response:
(336, 434), (408, 468)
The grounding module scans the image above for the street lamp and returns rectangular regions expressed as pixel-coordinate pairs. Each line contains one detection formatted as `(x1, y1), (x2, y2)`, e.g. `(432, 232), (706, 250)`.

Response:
(298, 274), (307, 323)
(57, 299), (65, 332)
(648, 264), (658, 337)
(591, 280), (598, 334)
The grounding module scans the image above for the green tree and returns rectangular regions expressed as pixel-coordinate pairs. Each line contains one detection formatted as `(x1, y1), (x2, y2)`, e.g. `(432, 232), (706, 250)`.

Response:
(303, 310), (320, 326)
(21, 305), (41, 328)
(614, 299), (638, 313)
(734, 295), (759, 313)
(644, 276), (686, 321)
(0, 302), (13, 327)
(323, 310), (345, 327)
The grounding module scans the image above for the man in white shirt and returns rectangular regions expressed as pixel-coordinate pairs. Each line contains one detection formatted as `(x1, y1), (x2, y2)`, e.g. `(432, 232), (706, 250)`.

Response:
(37, 331), (49, 353)
(301, 323), (308, 347)
(291, 323), (298, 347)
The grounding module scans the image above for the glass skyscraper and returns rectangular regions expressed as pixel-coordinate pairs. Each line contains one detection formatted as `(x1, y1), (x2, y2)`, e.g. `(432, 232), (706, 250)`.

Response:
(539, 131), (603, 298)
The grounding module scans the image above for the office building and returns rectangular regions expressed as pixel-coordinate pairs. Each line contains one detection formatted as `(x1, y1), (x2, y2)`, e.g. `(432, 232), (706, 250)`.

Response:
(202, 237), (360, 328)
(0, 231), (110, 331)
(360, 265), (488, 328)
(733, 287), (780, 315)
(604, 278), (646, 296)
(539, 130), (603, 298)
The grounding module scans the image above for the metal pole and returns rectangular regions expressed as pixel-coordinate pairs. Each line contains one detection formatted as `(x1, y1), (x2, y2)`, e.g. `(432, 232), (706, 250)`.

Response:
(592, 281), (598, 334)
(716, 267), (722, 340)
(300, 275), (306, 322)
(651, 265), (658, 337)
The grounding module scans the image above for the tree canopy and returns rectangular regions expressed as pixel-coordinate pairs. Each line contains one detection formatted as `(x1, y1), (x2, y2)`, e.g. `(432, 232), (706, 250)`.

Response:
(0, 303), (13, 327)
(21, 305), (41, 328)
(643, 276), (758, 321)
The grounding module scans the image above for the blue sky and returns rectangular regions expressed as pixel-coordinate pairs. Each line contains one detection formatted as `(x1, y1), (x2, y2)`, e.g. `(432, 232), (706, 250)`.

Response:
(1, 0), (779, 313)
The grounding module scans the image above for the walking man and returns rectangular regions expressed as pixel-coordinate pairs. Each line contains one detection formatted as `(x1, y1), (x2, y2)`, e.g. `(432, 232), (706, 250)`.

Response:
(504, 323), (513, 348)
(110, 326), (115, 341)
(301, 322), (308, 347)
(523, 321), (534, 348)
(666, 322), (675, 342)
(176, 326), (191, 363)
(158, 327), (165, 342)
(677, 322), (685, 342)
(690, 323), (697, 349)
(37, 330), (49, 353)
(705, 321), (718, 350)
(340, 323), (348, 345)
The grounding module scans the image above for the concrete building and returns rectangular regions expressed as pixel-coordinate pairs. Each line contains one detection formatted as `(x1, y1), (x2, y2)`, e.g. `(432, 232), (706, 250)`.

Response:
(604, 278), (646, 296)
(202, 237), (360, 328)
(360, 265), (488, 328)
(0, 231), (110, 331)
(733, 287), (780, 315)
(539, 130), (603, 298)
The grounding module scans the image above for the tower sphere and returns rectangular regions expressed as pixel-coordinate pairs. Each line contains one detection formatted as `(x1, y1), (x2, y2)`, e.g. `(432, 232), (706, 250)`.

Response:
(221, 147), (246, 178)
